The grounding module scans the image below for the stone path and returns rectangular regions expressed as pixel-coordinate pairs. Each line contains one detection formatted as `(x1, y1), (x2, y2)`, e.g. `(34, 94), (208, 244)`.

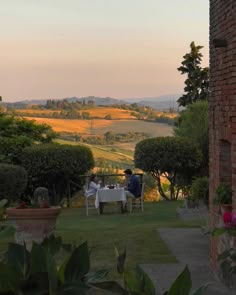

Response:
(141, 228), (236, 295)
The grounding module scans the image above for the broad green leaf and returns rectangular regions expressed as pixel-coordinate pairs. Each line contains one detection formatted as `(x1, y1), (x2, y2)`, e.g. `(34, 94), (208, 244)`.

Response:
(114, 244), (119, 258)
(30, 243), (49, 273)
(211, 228), (226, 237)
(20, 272), (49, 295)
(116, 246), (126, 274)
(85, 269), (109, 283)
(61, 242), (73, 253)
(0, 263), (21, 293)
(191, 284), (209, 295)
(124, 270), (142, 293)
(59, 282), (89, 295)
(41, 234), (62, 256)
(217, 249), (231, 261)
(228, 228), (236, 236)
(6, 242), (30, 278)
(0, 199), (8, 208)
(167, 265), (192, 295)
(220, 260), (232, 279)
(91, 281), (128, 295)
(46, 249), (58, 293)
(136, 266), (155, 295)
(0, 225), (15, 238)
(64, 241), (90, 282)
(58, 252), (72, 284)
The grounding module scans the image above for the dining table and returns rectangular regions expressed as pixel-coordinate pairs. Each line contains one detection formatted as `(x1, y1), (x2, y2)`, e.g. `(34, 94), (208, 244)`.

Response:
(95, 187), (127, 214)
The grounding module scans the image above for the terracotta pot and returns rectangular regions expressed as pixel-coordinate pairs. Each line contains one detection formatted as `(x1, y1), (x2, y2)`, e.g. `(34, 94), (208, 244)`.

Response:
(6, 206), (61, 249)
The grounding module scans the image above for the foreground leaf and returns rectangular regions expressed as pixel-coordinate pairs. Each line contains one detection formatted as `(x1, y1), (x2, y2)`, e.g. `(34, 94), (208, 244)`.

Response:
(0, 225), (15, 238)
(92, 281), (128, 295)
(85, 269), (109, 283)
(64, 241), (90, 282)
(167, 265), (192, 295)
(190, 284), (209, 295)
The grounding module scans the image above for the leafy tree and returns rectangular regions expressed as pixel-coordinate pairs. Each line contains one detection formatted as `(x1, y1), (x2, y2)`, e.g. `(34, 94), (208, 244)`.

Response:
(104, 131), (114, 143)
(174, 101), (208, 175)
(0, 114), (56, 164)
(177, 41), (209, 107)
(134, 137), (202, 200)
(0, 114), (56, 143)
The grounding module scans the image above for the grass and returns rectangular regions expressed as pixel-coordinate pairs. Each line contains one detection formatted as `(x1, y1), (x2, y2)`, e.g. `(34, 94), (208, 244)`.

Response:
(56, 201), (204, 278)
(0, 201), (205, 280)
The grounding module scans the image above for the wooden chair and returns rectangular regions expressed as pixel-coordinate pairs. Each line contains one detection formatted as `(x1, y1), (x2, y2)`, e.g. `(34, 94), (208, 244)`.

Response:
(129, 183), (145, 213)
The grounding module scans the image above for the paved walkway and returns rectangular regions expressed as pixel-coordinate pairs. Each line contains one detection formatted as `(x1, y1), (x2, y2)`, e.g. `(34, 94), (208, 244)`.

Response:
(141, 228), (236, 295)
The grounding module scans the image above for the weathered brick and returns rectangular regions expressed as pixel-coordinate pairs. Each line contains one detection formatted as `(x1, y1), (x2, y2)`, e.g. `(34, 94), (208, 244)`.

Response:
(209, 0), (236, 272)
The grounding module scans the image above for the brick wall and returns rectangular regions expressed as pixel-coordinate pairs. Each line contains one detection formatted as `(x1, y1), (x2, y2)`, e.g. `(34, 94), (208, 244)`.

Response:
(209, 0), (236, 271)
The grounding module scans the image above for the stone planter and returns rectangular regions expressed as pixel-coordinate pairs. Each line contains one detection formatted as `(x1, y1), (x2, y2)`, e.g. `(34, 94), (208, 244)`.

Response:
(6, 206), (61, 249)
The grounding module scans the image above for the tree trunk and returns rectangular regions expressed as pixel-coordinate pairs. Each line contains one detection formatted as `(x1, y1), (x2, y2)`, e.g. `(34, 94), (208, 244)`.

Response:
(156, 176), (169, 201)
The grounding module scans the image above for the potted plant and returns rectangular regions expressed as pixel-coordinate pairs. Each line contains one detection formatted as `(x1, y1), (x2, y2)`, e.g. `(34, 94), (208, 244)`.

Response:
(214, 183), (233, 213)
(6, 187), (61, 249)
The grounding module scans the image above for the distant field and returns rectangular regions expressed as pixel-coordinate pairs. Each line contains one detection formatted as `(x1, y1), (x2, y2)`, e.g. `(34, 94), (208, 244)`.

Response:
(16, 107), (177, 119)
(17, 109), (60, 115)
(56, 139), (134, 169)
(16, 107), (137, 119)
(24, 117), (174, 137)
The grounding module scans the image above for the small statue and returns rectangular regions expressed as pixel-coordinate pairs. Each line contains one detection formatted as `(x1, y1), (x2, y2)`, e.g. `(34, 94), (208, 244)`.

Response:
(33, 187), (50, 208)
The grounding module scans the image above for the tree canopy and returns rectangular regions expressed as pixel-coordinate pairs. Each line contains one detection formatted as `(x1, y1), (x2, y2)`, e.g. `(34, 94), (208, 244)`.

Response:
(134, 136), (202, 200)
(174, 100), (208, 175)
(0, 114), (56, 164)
(177, 41), (209, 107)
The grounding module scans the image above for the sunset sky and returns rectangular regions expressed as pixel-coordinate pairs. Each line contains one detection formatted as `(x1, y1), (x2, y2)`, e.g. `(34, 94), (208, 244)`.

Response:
(1, 0), (209, 102)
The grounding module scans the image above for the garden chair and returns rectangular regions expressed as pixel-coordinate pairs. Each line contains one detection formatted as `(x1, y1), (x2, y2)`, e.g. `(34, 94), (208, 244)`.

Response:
(84, 186), (99, 216)
(129, 183), (145, 213)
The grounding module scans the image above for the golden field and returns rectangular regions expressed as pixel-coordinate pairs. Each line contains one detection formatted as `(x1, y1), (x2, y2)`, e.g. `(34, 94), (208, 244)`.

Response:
(25, 117), (174, 137)
(16, 106), (177, 120)
(16, 107), (137, 119)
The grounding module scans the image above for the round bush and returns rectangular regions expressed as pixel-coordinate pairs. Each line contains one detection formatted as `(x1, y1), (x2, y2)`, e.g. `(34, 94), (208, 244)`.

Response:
(0, 164), (27, 202)
(190, 176), (209, 206)
(20, 143), (95, 204)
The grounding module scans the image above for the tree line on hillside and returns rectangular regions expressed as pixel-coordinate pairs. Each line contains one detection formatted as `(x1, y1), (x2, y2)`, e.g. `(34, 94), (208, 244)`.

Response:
(59, 131), (150, 145)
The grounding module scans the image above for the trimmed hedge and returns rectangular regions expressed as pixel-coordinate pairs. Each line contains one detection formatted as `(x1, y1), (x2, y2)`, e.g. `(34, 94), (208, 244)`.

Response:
(0, 164), (27, 202)
(20, 144), (95, 204)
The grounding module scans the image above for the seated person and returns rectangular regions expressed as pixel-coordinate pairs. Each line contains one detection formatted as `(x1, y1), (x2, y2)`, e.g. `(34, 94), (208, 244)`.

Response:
(85, 173), (101, 197)
(124, 169), (141, 198)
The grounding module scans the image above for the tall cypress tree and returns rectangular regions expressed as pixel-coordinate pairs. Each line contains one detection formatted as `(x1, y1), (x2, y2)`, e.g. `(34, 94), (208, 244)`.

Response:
(177, 41), (209, 107)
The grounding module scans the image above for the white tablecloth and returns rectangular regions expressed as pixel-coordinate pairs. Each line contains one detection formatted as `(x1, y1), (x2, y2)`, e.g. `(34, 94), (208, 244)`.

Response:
(95, 188), (126, 208)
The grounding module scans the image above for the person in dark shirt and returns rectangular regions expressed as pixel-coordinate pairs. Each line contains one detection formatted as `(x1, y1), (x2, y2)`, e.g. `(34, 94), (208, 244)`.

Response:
(124, 169), (141, 198)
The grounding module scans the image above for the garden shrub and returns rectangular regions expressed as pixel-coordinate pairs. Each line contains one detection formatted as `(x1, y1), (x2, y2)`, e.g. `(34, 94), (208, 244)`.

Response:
(0, 163), (27, 202)
(20, 143), (94, 204)
(135, 136), (202, 200)
(189, 176), (209, 206)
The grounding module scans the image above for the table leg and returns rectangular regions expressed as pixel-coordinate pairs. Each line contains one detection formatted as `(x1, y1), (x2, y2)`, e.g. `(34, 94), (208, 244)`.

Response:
(120, 201), (127, 213)
(99, 202), (105, 214)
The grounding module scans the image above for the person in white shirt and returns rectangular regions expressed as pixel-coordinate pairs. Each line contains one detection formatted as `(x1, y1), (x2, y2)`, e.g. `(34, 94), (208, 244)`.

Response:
(85, 174), (101, 197)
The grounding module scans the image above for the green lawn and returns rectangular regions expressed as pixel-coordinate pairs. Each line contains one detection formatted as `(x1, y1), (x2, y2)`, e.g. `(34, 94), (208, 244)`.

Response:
(0, 201), (205, 280)
(57, 201), (204, 278)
